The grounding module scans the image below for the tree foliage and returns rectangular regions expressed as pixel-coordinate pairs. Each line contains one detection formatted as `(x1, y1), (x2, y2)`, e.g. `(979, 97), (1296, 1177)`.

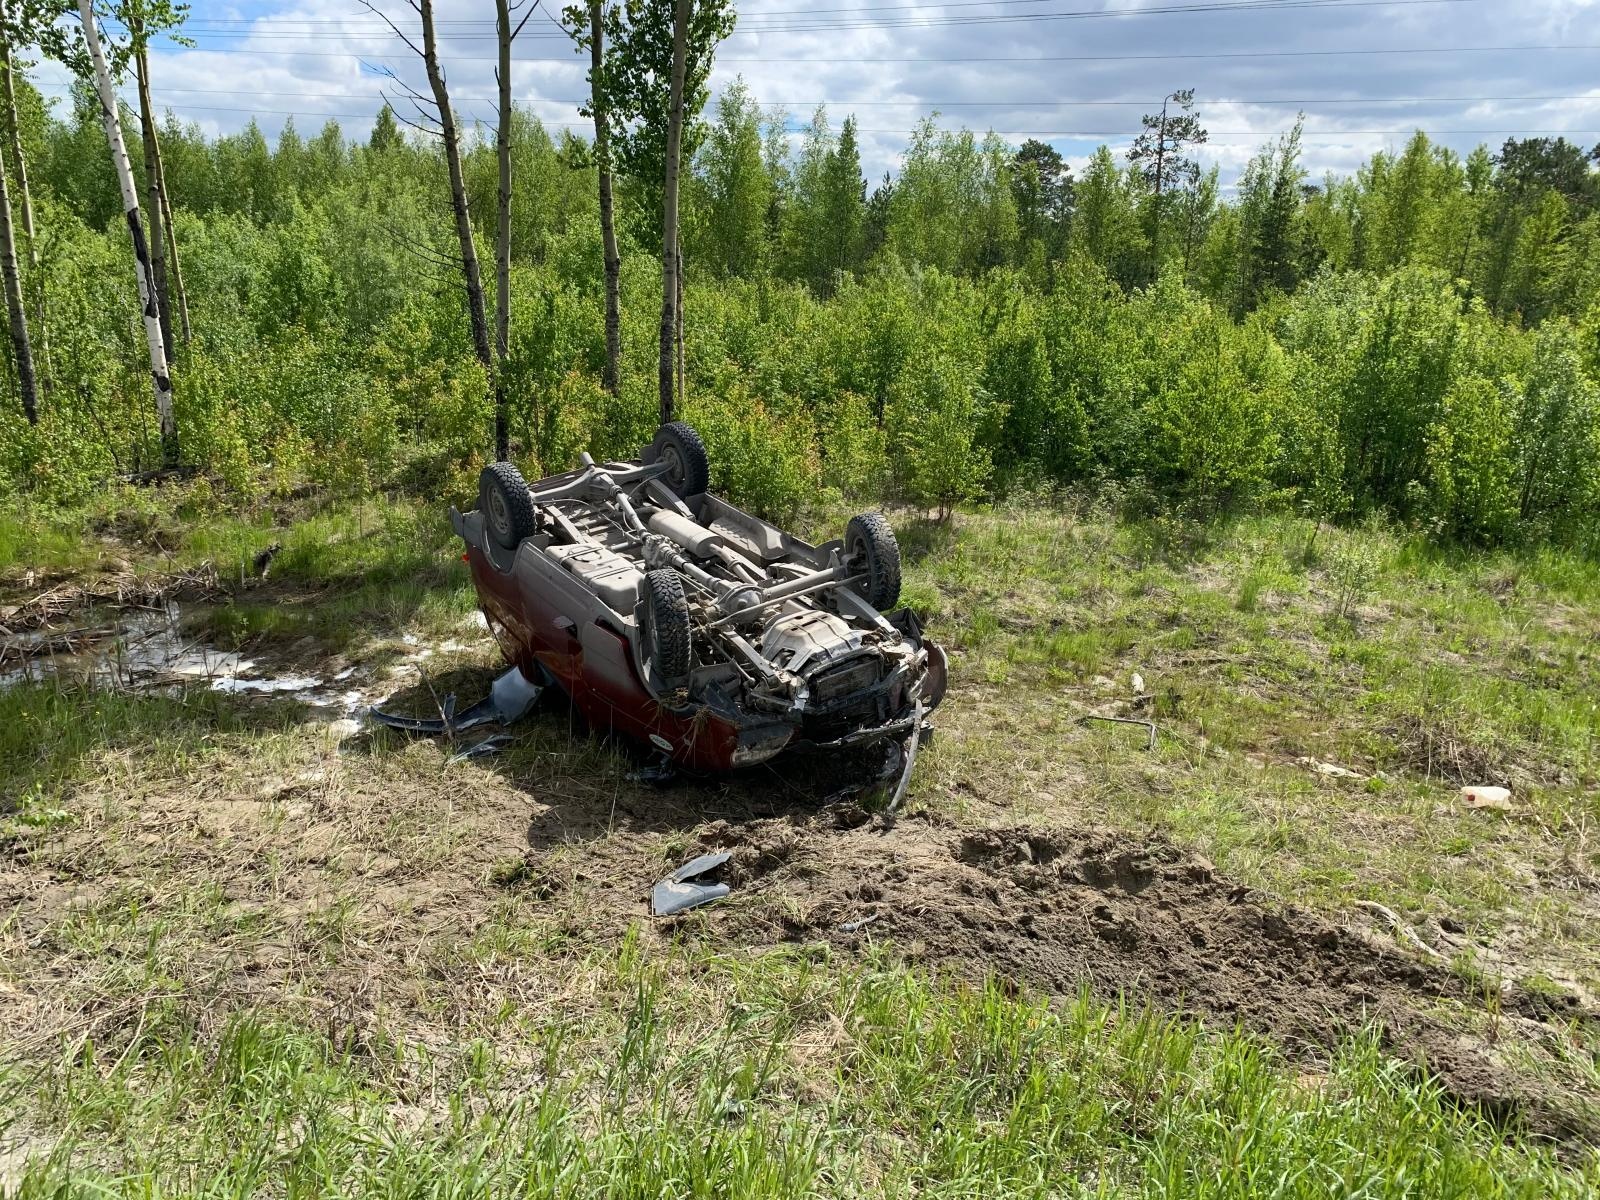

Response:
(0, 64), (1597, 555)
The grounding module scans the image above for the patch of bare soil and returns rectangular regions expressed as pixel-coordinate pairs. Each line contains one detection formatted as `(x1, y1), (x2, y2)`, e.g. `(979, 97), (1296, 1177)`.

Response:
(659, 810), (1598, 1146)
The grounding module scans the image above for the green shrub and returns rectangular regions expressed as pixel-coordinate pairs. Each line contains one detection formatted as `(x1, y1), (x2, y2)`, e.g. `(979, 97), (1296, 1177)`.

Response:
(1422, 375), (1519, 545)
(886, 351), (993, 519)
(683, 388), (821, 523)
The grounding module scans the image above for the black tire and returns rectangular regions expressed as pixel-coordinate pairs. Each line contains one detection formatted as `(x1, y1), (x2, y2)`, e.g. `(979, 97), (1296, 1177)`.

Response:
(480, 461), (538, 551)
(646, 421), (710, 499)
(642, 569), (693, 688)
(846, 512), (902, 611)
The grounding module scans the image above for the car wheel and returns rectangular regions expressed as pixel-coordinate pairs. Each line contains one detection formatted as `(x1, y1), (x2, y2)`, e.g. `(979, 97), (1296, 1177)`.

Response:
(480, 461), (537, 550)
(846, 512), (901, 610)
(647, 421), (710, 499)
(642, 568), (693, 688)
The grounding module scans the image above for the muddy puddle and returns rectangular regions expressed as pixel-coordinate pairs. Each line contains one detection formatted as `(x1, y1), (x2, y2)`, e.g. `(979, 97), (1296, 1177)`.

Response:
(583, 810), (1600, 1146)
(0, 602), (464, 722)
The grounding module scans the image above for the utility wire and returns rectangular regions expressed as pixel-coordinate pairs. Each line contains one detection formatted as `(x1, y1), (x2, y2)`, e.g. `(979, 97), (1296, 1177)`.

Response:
(168, 0), (1443, 24)
(54, 82), (1600, 107)
(41, 97), (1599, 139)
(114, 0), (1496, 43)
(99, 43), (1600, 64)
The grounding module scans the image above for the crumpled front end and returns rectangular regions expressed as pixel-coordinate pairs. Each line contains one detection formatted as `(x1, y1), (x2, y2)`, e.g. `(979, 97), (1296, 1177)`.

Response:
(721, 606), (945, 760)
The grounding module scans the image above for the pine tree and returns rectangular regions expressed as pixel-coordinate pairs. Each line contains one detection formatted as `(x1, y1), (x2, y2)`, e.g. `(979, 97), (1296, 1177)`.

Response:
(1235, 119), (1306, 312)
(1011, 138), (1072, 271)
(817, 115), (864, 287)
(1128, 89), (1206, 280)
(368, 104), (402, 154)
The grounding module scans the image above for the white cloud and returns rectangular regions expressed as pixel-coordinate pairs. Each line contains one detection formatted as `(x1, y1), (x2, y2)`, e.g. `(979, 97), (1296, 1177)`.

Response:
(31, 0), (1600, 184)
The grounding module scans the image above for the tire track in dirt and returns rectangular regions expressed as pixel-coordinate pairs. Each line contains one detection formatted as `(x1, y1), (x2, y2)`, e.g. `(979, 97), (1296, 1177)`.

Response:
(678, 811), (1599, 1147)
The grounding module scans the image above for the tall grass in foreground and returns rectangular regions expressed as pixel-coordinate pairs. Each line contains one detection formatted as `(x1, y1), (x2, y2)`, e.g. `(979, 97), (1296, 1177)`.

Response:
(4, 946), (1593, 1198)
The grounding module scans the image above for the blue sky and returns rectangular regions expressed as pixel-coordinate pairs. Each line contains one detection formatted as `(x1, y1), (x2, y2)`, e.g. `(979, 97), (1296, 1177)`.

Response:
(33, 0), (1600, 187)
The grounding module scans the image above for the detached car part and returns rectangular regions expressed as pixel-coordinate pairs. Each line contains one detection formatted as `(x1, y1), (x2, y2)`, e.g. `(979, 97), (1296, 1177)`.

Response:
(651, 851), (733, 916)
(369, 663), (546, 734)
(452, 421), (947, 773)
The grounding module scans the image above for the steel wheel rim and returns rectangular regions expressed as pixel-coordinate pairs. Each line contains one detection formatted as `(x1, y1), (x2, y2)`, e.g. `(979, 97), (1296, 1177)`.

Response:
(661, 444), (685, 489)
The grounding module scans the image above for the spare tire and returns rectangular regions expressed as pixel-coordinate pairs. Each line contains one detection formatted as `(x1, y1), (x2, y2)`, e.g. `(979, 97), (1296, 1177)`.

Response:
(641, 568), (693, 689)
(845, 512), (902, 611)
(646, 421), (710, 499)
(480, 461), (537, 550)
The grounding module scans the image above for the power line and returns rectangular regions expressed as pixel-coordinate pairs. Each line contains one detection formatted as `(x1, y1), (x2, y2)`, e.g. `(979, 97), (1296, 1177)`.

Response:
(129, 0), (1495, 44)
(727, 45), (1600, 62)
(47, 97), (1599, 139)
(43, 80), (1600, 108)
(113, 41), (1600, 64)
(150, 0), (1348, 25)
(677, 0), (1490, 33)
(168, 0), (1374, 25)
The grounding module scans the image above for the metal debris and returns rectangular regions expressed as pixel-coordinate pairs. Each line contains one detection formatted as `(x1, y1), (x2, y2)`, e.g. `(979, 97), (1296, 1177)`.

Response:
(1297, 756), (1365, 780)
(447, 734), (516, 764)
(885, 698), (927, 814)
(369, 665), (544, 735)
(1079, 713), (1159, 751)
(651, 850), (732, 916)
(839, 913), (881, 933)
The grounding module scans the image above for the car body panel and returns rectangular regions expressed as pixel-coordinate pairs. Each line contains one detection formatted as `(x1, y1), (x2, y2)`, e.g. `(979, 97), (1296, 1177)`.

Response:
(455, 455), (944, 771)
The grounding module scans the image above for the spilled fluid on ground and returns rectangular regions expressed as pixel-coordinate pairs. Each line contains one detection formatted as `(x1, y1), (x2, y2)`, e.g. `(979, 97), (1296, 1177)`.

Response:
(1, 602), (370, 717)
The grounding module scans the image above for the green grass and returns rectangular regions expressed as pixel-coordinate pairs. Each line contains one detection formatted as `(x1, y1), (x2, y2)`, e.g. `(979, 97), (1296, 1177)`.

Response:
(0, 680), (301, 812)
(899, 505), (1600, 990)
(1, 485), (478, 658)
(4, 495), (1600, 1196)
(188, 503), (479, 651)
(0, 506), (93, 577)
(3, 946), (1593, 1198)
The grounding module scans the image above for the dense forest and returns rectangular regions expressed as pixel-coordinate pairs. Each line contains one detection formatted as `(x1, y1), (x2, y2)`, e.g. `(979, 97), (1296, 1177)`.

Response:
(1, 9), (1598, 554)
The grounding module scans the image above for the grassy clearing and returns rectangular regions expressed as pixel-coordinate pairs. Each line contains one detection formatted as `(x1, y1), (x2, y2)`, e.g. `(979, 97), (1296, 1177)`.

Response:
(186, 502), (479, 653)
(901, 505), (1600, 992)
(0, 683), (302, 816)
(3, 940), (1594, 1198)
(3, 495), (1599, 1194)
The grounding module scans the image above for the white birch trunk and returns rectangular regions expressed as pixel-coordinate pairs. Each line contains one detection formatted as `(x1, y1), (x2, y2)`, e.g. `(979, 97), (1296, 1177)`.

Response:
(0, 0), (47, 394)
(419, 0), (494, 458)
(590, 0), (621, 397)
(658, 0), (690, 426)
(79, 0), (176, 467)
(494, 0), (512, 462)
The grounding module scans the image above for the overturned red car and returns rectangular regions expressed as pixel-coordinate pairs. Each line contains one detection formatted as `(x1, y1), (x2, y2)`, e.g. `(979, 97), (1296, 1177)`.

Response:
(450, 422), (947, 772)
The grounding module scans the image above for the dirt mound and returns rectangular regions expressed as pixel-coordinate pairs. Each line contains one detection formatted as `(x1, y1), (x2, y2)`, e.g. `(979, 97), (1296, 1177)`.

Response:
(683, 812), (1597, 1145)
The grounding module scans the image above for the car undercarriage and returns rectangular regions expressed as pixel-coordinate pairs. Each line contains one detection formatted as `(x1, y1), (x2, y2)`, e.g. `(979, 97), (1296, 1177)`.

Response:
(449, 422), (947, 773)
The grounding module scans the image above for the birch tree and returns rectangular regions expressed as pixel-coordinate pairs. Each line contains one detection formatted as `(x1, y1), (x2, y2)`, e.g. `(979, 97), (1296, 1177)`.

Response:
(563, 0), (621, 395)
(119, 0), (190, 347)
(0, 77), (34, 424)
(659, 0), (686, 423)
(130, 14), (172, 352)
(0, 0), (45, 407)
(493, 0), (534, 461)
(590, 0), (733, 422)
(494, 0), (512, 454)
(77, 0), (177, 465)
(367, 0), (496, 456)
